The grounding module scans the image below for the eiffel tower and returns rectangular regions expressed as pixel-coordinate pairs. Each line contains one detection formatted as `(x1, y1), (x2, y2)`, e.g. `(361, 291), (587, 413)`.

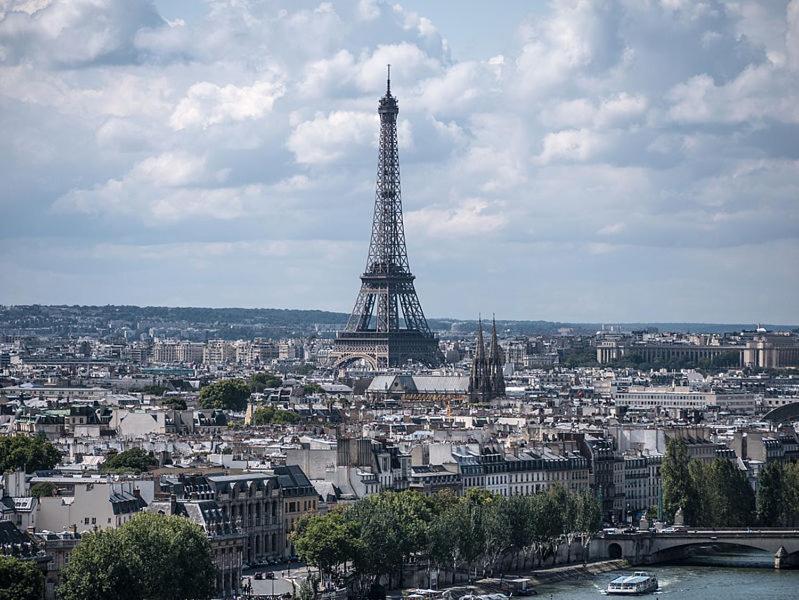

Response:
(332, 67), (443, 369)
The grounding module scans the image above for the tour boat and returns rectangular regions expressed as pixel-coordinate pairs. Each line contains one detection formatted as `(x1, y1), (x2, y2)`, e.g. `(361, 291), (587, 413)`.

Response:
(606, 572), (658, 595)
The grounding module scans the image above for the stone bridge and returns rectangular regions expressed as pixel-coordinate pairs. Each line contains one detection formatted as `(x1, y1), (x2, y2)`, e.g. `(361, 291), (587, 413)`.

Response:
(589, 529), (799, 568)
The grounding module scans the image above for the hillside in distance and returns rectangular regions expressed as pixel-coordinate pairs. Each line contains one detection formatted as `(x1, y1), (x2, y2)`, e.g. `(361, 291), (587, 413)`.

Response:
(0, 305), (795, 340)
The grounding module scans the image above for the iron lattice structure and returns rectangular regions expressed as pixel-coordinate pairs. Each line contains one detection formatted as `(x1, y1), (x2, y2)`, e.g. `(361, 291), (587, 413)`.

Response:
(333, 69), (443, 369)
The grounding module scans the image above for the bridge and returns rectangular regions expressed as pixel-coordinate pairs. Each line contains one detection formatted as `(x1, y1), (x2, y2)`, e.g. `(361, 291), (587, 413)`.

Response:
(590, 529), (799, 568)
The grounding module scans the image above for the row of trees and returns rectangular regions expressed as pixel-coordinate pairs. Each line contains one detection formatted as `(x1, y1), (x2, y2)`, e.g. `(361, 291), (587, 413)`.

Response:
(662, 438), (755, 526)
(661, 437), (799, 528)
(292, 487), (601, 598)
(756, 461), (799, 526)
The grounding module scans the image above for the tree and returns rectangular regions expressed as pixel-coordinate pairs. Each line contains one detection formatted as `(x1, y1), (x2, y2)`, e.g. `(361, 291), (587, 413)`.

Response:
(30, 481), (57, 498)
(162, 396), (187, 411)
(0, 555), (44, 600)
(58, 528), (142, 600)
(198, 378), (251, 411)
(575, 491), (602, 564)
(122, 513), (216, 599)
(59, 513), (215, 600)
(757, 461), (799, 527)
(0, 434), (61, 473)
(141, 384), (169, 396)
(251, 406), (301, 425)
(293, 510), (354, 582)
(250, 372), (282, 392)
(661, 438), (693, 523)
(703, 458), (754, 527)
(303, 383), (325, 395)
(477, 499), (513, 575)
(101, 448), (157, 474)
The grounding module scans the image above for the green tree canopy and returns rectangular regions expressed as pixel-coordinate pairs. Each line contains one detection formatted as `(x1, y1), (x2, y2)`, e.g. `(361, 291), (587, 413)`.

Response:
(198, 378), (251, 411)
(0, 434), (61, 474)
(101, 448), (157, 474)
(59, 513), (215, 600)
(251, 406), (301, 425)
(661, 438), (694, 522)
(292, 510), (355, 579)
(30, 481), (57, 498)
(0, 555), (44, 600)
(162, 396), (187, 411)
(757, 461), (799, 527)
(250, 372), (283, 392)
(303, 383), (325, 395)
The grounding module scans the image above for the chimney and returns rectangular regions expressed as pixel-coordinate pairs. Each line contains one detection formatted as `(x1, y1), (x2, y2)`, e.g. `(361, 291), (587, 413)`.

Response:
(70, 524), (77, 535)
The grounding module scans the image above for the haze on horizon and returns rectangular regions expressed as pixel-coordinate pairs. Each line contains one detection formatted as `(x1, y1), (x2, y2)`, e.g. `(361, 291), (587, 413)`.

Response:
(1, 0), (798, 324)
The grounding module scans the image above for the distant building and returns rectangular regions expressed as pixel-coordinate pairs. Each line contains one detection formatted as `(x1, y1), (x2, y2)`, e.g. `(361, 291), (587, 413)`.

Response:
(469, 317), (505, 401)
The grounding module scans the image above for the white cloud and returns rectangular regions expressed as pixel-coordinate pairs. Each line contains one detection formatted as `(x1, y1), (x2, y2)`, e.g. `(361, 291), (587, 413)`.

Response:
(170, 79), (285, 130)
(406, 199), (506, 238)
(537, 129), (606, 164)
(287, 110), (377, 164)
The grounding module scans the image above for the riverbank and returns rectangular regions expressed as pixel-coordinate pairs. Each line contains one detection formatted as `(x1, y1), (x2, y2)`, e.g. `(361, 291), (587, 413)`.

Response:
(522, 559), (629, 586)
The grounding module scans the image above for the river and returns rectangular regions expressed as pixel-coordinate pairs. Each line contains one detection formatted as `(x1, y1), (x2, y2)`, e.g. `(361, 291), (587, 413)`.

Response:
(534, 549), (799, 599)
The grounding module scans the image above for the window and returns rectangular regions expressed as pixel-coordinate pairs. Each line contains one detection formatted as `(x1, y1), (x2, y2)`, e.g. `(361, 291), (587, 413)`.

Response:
(84, 517), (89, 525)
(91, 517), (96, 525)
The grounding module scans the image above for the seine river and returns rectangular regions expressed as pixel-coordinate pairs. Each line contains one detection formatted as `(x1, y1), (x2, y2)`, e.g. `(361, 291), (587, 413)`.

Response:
(534, 549), (799, 600)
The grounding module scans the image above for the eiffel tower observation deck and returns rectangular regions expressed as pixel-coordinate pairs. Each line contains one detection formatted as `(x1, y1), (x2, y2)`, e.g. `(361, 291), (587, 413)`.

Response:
(332, 67), (443, 370)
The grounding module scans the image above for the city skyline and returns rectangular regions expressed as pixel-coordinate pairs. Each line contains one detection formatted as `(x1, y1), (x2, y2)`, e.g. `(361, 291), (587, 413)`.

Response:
(1, 0), (798, 323)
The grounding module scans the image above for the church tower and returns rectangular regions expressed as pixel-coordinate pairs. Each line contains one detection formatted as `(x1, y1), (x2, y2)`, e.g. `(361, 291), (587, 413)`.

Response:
(469, 317), (490, 400)
(469, 316), (505, 401)
(488, 316), (505, 397)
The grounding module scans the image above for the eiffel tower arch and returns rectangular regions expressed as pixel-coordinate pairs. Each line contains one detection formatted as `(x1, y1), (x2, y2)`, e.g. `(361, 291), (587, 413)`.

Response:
(332, 67), (443, 370)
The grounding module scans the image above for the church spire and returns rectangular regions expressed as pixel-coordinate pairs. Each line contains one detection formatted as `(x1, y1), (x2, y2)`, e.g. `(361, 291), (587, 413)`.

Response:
(489, 315), (505, 397)
(470, 316), (492, 401)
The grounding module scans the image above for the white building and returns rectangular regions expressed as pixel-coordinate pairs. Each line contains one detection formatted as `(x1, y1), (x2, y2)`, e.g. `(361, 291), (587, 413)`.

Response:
(613, 386), (757, 414)
(33, 477), (152, 532)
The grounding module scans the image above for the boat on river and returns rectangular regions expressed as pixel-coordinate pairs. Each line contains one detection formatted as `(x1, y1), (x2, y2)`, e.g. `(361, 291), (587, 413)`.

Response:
(606, 572), (658, 595)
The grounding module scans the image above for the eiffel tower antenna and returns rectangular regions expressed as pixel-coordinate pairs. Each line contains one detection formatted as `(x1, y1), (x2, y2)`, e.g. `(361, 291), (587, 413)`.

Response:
(332, 70), (443, 370)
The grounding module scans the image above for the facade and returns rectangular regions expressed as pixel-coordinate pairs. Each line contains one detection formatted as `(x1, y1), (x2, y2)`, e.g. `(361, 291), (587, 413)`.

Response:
(622, 454), (662, 521)
(33, 529), (81, 600)
(579, 438), (625, 523)
(33, 477), (149, 532)
(147, 495), (246, 599)
(449, 444), (590, 497)
(613, 386), (757, 414)
(161, 473), (297, 565)
(274, 465), (318, 558)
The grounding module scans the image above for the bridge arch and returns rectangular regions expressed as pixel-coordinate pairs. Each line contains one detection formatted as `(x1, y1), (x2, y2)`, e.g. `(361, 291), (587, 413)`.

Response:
(649, 540), (777, 562)
(608, 543), (623, 559)
(332, 353), (379, 371)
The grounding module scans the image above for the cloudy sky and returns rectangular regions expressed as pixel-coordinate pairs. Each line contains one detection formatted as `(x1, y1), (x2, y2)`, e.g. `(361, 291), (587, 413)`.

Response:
(1, 0), (798, 324)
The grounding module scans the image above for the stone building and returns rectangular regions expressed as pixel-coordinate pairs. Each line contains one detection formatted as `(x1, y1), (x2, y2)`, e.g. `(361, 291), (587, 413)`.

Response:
(147, 494), (246, 599)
